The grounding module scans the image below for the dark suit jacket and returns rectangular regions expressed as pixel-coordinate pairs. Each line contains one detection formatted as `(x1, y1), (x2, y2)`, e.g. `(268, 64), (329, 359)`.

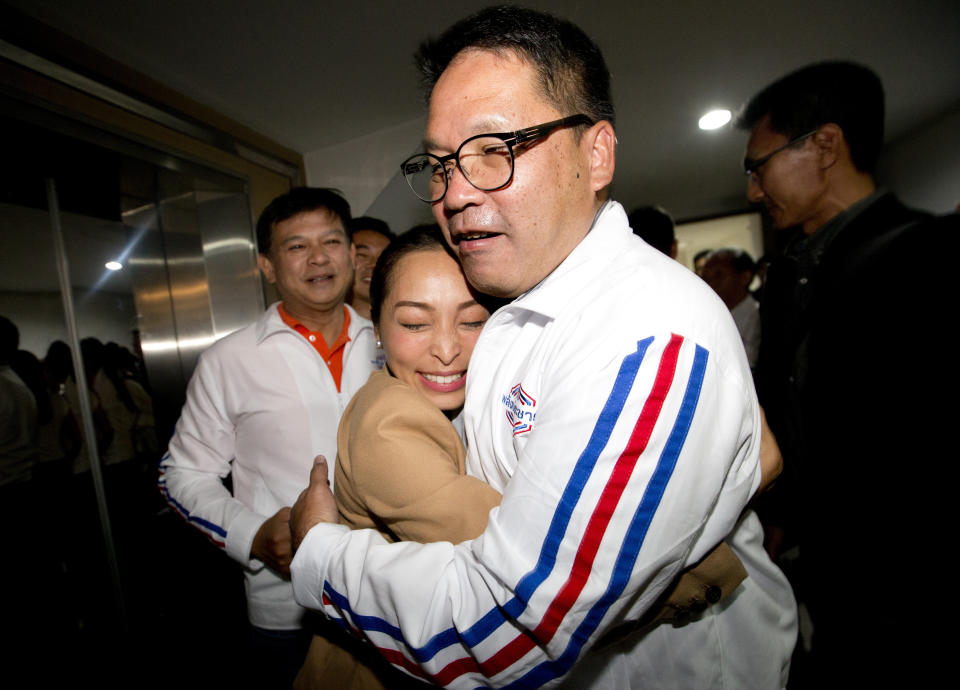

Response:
(755, 190), (959, 681)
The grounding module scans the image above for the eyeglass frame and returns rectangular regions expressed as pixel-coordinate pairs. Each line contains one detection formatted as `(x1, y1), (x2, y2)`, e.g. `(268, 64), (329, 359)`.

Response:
(400, 114), (594, 203)
(743, 128), (818, 179)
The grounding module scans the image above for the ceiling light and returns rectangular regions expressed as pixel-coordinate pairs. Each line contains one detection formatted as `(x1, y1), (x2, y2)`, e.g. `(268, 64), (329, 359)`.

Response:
(699, 109), (731, 130)
(105, 261), (123, 271)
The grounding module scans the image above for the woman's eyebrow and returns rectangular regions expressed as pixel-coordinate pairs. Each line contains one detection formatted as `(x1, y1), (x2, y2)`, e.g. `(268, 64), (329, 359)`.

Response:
(393, 300), (433, 310)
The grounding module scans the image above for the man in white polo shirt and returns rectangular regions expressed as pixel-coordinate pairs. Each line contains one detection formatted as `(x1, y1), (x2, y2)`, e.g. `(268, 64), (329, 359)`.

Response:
(159, 187), (378, 686)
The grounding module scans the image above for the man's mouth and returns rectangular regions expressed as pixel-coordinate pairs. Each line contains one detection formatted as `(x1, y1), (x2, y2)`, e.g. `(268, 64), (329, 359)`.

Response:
(452, 230), (500, 245)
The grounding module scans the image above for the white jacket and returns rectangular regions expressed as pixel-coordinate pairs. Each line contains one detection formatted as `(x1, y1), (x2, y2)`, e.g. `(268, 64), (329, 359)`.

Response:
(292, 202), (796, 687)
(160, 303), (377, 630)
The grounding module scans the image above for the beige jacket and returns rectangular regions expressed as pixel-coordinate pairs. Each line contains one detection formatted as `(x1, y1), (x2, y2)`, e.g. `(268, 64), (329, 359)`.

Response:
(335, 368), (501, 543)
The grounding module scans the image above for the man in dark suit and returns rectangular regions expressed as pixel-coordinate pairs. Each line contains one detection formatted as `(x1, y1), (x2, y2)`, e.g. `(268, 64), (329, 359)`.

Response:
(739, 61), (958, 685)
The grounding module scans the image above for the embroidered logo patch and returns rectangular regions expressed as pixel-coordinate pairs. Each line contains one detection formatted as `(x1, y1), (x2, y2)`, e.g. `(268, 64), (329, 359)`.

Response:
(502, 382), (537, 436)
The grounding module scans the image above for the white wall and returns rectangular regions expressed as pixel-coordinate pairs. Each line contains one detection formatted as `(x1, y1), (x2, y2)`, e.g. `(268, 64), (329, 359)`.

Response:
(304, 116), (429, 223)
(675, 212), (763, 271)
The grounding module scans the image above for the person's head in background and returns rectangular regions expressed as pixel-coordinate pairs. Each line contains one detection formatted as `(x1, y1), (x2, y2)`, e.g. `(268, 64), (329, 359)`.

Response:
(255, 187), (355, 331)
(701, 248), (757, 310)
(628, 205), (676, 258)
(738, 61), (882, 235)
(348, 216), (394, 320)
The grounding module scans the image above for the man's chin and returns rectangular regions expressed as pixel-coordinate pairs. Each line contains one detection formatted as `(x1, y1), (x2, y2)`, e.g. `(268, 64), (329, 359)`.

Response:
(464, 272), (521, 300)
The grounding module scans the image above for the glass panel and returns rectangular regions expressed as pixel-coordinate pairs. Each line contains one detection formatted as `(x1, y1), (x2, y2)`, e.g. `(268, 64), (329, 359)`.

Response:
(1, 106), (259, 683)
(0, 113), (124, 674)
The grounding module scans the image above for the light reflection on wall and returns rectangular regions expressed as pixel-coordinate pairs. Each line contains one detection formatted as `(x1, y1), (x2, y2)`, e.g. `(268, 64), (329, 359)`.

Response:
(141, 333), (219, 354)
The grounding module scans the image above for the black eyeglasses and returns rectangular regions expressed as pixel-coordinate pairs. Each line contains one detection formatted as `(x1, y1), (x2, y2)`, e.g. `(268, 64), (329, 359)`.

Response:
(400, 114), (594, 203)
(743, 129), (817, 180)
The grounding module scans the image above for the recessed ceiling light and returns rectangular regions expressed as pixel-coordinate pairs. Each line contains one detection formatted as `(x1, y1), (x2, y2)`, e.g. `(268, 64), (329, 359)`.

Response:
(699, 109), (732, 130)
(105, 261), (123, 271)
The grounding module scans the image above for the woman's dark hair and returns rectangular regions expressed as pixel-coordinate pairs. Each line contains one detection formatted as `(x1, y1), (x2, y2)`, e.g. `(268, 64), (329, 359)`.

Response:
(369, 224), (453, 326)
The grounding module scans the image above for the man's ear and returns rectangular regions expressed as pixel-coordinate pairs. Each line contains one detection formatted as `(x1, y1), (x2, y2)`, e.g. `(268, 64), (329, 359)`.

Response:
(585, 120), (616, 193)
(814, 123), (844, 170)
(257, 252), (276, 284)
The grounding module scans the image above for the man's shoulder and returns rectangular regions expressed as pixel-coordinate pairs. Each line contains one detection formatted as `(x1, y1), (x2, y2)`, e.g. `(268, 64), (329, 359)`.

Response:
(588, 238), (728, 327)
(204, 321), (260, 356)
(833, 192), (931, 251)
(828, 195), (953, 276)
(535, 238), (747, 379)
(196, 309), (275, 368)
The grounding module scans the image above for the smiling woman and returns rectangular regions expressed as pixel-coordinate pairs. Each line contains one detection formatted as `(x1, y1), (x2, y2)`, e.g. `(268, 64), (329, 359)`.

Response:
(373, 246), (489, 413)
(293, 224), (502, 689)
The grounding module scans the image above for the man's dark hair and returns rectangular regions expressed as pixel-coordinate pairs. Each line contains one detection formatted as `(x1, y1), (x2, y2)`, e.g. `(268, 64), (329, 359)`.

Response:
(628, 206), (675, 256)
(255, 187), (352, 255)
(415, 5), (614, 127)
(349, 216), (395, 242)
(736, 61), (885, 173)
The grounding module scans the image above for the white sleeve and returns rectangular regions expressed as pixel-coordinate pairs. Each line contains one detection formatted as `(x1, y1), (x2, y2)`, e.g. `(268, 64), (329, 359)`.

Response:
(291, 332), (760, 688)
(158, 350), (267, 566)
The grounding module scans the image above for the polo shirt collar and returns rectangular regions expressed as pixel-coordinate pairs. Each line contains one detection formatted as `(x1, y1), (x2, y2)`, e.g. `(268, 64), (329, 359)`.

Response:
(256, 302), (372, 345)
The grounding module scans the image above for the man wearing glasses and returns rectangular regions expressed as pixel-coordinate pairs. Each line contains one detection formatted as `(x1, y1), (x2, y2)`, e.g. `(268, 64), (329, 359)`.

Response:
(739, 62), (959, 684)
(291, 7), (796, 687)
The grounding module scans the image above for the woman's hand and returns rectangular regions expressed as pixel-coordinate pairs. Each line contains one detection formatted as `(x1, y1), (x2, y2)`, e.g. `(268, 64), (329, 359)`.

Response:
(291, 455), (340, 551)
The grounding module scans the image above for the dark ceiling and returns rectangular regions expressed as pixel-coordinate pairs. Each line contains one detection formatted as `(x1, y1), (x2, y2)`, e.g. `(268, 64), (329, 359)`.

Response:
(6, 0), (960, 221)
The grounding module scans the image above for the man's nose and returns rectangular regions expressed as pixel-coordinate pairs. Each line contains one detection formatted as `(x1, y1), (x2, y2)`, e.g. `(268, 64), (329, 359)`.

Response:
(746, 174), (765, 203)
(308, 244), (331, 264)
(443, 162), (485, 211)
